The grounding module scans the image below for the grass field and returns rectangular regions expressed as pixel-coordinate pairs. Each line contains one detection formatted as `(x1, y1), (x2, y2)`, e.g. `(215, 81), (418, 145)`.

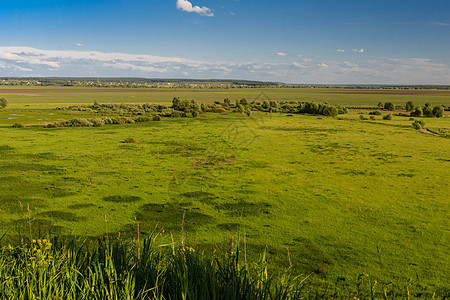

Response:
(0, 87), (449, 295)
(2, 87), (450, 109)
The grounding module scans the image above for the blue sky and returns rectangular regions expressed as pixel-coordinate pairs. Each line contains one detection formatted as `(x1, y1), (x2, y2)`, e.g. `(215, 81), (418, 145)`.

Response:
(0, 0), (449, 84)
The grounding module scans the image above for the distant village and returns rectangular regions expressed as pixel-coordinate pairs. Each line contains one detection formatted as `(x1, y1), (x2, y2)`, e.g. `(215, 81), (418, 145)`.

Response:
(1, 78), (449, 90)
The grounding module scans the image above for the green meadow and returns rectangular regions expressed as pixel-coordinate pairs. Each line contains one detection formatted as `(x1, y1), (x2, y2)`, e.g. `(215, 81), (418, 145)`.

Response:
(0, 87), (449, 296)
(2, 87), (450, 109)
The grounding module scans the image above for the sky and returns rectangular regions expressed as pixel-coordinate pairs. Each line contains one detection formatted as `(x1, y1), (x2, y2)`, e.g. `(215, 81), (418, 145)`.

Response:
(0, 0), (449, 84)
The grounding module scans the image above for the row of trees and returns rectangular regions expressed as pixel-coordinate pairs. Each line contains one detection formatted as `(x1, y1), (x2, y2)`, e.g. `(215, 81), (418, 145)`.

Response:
(410, 103), (444, 118)
(376, 100), (445, 118)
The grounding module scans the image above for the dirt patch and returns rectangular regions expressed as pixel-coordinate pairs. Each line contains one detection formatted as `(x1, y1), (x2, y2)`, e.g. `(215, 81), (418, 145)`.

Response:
(420, 129), (440, 136)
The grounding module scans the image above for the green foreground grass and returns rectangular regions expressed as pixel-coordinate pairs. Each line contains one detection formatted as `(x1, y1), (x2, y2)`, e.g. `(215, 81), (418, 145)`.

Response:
(1, 234), (442, 299)
(0, 112), (449, 296)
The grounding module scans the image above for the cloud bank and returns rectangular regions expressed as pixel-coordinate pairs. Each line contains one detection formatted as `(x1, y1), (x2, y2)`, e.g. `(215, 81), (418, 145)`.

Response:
(176, 0), (214, 17)
(0, 46), (449, 84)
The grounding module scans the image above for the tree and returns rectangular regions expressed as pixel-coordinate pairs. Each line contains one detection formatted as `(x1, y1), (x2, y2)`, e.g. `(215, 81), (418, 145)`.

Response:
(423, 105), (433, 117)
(0, 98), (7, 109)
(410, 106), (423, 117)
(223, 98), (231, 107)
(171, 97), (181, 110)
(323, 106), (338, 117)
(239, 98), (249, 106)
(432, 106), (444, 118)
(384, 102), (395, 111)
(405, 101), (414, 111)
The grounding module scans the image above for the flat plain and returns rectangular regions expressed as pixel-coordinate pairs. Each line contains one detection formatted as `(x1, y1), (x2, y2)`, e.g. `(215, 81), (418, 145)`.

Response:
(0, 87), (449, 293)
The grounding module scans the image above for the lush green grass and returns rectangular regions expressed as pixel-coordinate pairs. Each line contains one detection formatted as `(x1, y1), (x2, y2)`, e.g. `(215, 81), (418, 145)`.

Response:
(2, 87), (450, 109)
(0, 111), (449, 295)
(2, 235), (429, 299)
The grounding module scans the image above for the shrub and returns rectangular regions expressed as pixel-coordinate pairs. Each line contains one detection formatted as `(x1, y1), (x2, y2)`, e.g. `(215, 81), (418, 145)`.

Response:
(172, 111), (182, 118)
(192, 111), (198, 118)
(411, 106), (423, 117)
(412, 120), (425, 130)
(134, 116), (152, 123)
(359, 115), (368, 120)
(405, 101), (415, 111)
(384, 102), (395, 111)
(69, 118), (93, 127)
(337, 106), (348, 114)
(87, 118), (105, 127)
(383, 114), (392, 120)
(369, 110), (382, 115)
(0, 98), (7, 109)
(11, 123), (24, 128)
(369, 116), (375, 120)
(239, 98), (249, 106)
(323, 106), (338, 117)
(423, 105), (433, 117)
(412, 121), (422, 130)
(153, 115), (161, 121)
(432, 106), (444, 118)
(45, 123), (58, 128)
(123, 137), (136, 143)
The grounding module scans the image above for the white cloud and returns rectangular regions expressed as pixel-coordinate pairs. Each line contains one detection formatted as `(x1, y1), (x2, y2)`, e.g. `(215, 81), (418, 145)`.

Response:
(0, 46), (449, 84)
(431, 22), (449, 26)
(76, 43), (83, 47)
(352, 48), (365, 53)
(276, 52), (287, 56)
(292, 62), (306, 68)
(337, 49), (345, 53)
(176, 0), (214, 17)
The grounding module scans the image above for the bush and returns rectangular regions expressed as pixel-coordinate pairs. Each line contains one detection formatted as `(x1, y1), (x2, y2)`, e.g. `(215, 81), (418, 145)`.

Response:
(384, 102), (395, 111)
(411, 106), (423, 117)
(172, 111), (182, 118)
(134, 116), (152, 123)
(11, 123), (24, 128)
(69, 118), (93, 127)
(423, 105), (433, 117)
(87, 118), (105, 127)
(337, 106), (348, 114)
(153, 115), (161, 121)
(405, 101), (415, 111)
(369, 110), (382, 115)
(369, 116), (375, 120)
(192, 111), (198, 118)
(359, 114), (368, 120)
(412, 120), (425, 130)
(0, 98), (7, 109)
(432, 106), (444, 118)
(323, 106), (338, 117)
(383, 114), (392, 120)
(123, 137), (136, 143)
(412, 121), (422, 130)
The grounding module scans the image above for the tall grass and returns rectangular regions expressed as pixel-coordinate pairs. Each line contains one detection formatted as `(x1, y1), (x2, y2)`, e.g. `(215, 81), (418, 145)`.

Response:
(1, 232), (446, 299)
(0, 233), (307, 300)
